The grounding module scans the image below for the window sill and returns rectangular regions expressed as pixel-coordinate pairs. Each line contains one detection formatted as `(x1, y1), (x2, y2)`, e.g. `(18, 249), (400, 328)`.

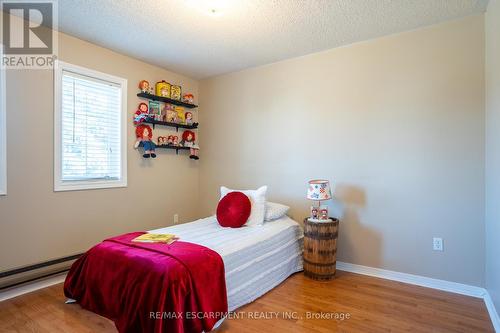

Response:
(54, 180), (127, 192)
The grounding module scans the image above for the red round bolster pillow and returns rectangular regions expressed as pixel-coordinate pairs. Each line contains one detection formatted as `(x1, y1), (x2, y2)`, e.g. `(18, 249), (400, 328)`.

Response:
(216, 191), (251, 228)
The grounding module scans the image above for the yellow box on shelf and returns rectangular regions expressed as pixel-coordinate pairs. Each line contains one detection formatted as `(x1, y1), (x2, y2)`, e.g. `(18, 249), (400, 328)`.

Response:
(155, 80), (171, 98)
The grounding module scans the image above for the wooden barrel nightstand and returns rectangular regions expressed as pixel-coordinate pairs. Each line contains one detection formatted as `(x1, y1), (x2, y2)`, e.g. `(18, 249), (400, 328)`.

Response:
(303, 218), (339, 280)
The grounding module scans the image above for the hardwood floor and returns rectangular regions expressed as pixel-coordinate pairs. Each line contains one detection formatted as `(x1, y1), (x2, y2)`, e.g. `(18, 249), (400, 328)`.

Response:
(0, 271), (494, 332)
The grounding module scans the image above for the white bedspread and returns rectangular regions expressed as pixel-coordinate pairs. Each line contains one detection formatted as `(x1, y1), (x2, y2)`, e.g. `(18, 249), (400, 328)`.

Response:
(150, 215), (303, 311)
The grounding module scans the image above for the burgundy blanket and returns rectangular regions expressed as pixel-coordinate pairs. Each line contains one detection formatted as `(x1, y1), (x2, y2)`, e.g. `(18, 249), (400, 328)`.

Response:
(64, 232), (227, 333)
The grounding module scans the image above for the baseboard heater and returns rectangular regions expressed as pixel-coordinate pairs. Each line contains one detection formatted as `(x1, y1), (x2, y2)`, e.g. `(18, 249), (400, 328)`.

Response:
(0, 253), (83, 290)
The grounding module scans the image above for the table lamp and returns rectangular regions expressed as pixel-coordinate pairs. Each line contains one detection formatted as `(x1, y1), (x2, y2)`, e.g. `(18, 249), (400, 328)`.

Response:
(306, 179), (332, 222)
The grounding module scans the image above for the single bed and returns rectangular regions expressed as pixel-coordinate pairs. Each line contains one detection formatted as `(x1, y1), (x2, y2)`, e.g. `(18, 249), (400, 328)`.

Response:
(65, 214), (303, 332)
(150, 214), (304, 312)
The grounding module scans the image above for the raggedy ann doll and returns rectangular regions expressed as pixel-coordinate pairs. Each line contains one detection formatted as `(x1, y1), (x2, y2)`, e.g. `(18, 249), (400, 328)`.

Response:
(134, 124), (156, 158)
(180, 130), (199, 160)
(133, 102), (149, 125)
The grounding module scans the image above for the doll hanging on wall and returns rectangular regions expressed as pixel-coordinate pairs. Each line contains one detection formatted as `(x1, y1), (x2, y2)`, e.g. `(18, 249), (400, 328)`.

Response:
(180, 130), (199, 160)
(134, 124), (156, 158)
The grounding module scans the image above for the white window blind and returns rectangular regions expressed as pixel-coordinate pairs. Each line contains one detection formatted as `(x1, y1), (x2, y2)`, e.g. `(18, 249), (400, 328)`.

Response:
(55, 61), (127, 191)
(61, 71), (121, 181)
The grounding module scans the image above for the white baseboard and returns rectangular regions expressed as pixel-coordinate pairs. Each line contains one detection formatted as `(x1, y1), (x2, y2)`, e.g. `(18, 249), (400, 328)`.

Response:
(484, 291), (500, 332)
(337, 261), (485, 297)
(0, 272), (67, 302)
(337, 261), (499, 332)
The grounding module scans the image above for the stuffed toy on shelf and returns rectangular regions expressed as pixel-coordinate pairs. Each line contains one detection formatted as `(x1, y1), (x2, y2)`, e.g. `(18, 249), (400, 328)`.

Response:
(180, 130), (199, 160)
(134, 124), (156, 158)
(138, 80), (150, 93)
(185, 111), (194, 125)
(133, 102), (149, 125)
(182, 93), (194, 104)
(157, 136), (167, 146)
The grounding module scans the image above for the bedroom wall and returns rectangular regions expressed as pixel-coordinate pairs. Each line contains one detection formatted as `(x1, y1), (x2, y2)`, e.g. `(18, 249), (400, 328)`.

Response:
(485, 0), (500, 311)
(199, 15), (485, 286)
(0, 14), (200, 272)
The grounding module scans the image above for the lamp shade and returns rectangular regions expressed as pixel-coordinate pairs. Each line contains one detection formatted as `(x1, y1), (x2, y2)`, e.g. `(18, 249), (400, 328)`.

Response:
(307, 180), (332, 201)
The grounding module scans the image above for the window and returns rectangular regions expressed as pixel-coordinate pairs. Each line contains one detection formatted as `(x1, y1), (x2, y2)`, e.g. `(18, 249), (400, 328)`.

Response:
(0, 44), (6, 195)
(54, 61), (127, 191)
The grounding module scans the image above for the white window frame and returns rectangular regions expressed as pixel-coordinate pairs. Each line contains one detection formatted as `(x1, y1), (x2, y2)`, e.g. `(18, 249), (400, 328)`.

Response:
(54, 60), (127, 192)
(0, 44), (6, 195)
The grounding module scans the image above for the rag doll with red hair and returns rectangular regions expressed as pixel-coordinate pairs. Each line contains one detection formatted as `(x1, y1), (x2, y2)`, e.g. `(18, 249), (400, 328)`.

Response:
(134, 124), (156, 158)
(180, 130), (199, 160)
(133, 102), (149, 125)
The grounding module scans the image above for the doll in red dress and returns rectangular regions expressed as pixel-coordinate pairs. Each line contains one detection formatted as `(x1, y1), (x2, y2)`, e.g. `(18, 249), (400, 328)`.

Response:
(133, 102), (149, 125)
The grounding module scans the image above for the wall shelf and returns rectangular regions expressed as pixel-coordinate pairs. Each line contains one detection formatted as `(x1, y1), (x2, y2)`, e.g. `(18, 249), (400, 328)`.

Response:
(143, 119), (198, 132)
(156, 145), (190, 155)
(157, 145), (191, 155)
(136, 90), (199, 160)
(139, 141), (191, 155)
(137, 92), (198, 109)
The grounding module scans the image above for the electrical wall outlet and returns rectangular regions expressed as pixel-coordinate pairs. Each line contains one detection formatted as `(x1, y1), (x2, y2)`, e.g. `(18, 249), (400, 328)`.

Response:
(433, 237), (443, 251)
(173, 214), (179, 225)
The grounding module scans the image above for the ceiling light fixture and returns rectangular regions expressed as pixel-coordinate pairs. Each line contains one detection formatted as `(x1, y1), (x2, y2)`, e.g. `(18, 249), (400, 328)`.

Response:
(186, 0), (227, 17)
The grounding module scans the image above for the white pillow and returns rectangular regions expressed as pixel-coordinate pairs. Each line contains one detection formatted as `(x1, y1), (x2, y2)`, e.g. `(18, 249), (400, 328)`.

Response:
(264, 202), (290, 221)
(220, 186), (267, 226)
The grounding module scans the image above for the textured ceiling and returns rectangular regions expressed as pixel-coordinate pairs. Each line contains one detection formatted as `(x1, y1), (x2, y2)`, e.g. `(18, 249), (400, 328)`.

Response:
(55, 0), (489, 79)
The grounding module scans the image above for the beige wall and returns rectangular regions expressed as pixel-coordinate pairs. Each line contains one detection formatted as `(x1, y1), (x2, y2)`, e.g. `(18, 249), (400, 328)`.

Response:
(486, 0), (500, 311)
(199, 15), (485, 286)
(0, 12), (489, 289)
(0, 23), (201, 271)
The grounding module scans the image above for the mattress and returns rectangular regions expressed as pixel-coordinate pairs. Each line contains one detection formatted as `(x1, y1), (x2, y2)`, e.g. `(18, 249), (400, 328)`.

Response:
(150, 215), (304, 311)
